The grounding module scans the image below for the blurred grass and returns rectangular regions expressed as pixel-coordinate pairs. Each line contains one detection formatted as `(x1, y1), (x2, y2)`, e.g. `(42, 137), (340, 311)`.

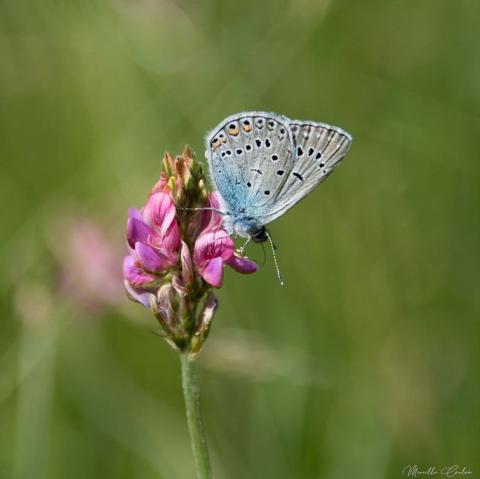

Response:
(1, 0), (480, 478)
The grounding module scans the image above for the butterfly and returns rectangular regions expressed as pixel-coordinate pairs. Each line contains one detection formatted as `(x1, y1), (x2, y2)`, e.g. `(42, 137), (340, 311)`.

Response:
(205, 111), (352, 246)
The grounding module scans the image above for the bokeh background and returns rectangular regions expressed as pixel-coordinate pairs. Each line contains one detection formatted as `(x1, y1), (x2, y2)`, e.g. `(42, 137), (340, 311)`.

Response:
(1, 0), (479, 478)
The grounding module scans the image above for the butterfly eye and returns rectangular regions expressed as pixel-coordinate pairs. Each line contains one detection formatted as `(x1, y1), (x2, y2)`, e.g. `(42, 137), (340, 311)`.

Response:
(296, 146), (303, 156)
(255, 139), (262, 148)
(308, 148), (315, 156)
(265, 138), (272, 148)
(271, 154), (278, 161)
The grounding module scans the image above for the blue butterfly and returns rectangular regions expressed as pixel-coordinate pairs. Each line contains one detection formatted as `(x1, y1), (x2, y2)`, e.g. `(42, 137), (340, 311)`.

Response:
(205, 111), (352, 282)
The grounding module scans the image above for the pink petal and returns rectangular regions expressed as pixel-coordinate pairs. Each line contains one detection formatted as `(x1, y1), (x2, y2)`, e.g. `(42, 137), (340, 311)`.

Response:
(126, 218), (151, 248)
(148, 221), (180, 257)
(142, 193), (177, 234)
(208, 192), (222, 210)
(124, 280), (152, 308)
(135, 242), (172, 273)
(194, 230), (233, 268)
(161, 220), (181, 252)
(180, 241), (194, 285)
(200, 257), (225, 288)
(159, 207), (177, 238)
(123, 255), (157, 288)
(226, 254), (258, 274)
(128, 208), (143, 221)
(201, 192), (225, 231)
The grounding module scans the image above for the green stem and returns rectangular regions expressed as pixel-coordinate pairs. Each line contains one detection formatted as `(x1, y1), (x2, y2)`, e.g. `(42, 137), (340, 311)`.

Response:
(180, 354), (212, 479)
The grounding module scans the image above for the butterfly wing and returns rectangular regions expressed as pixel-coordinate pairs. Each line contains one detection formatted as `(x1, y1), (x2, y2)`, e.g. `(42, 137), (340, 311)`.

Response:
(205, 112), (295, 218)
(256, 120), (352, 225)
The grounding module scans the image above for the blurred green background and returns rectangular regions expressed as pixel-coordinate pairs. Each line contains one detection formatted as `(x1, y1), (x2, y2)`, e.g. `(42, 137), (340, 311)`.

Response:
(1, 0), (479, 478)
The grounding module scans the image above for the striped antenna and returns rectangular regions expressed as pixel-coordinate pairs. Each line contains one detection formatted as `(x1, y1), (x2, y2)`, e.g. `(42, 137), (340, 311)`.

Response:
(265, 231), (285, 286)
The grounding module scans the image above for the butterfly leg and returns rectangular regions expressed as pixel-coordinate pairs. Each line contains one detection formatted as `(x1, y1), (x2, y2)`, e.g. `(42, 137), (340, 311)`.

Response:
(238, 236), (251, 256)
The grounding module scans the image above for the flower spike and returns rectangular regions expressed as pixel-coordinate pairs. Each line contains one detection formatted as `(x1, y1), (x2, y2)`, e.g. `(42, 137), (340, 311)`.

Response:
(123, 147), (257, 354)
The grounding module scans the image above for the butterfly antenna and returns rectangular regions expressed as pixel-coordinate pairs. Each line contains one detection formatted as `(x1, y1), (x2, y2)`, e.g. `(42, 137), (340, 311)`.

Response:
(265, 230), (285, 286)
(178, 207), (229, 215)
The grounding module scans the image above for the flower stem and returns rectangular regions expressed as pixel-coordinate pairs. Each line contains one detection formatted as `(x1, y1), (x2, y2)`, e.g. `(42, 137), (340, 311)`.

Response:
(180, 353), (212, 479)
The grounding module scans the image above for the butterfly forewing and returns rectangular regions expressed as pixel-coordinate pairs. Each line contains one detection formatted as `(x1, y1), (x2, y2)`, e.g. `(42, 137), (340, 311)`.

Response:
(206, 112), (295, 217)
(257, 121), (352, 225)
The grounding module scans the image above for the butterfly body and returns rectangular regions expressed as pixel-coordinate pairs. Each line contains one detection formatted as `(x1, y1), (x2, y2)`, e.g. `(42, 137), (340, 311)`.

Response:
(205, 111), (352, 241)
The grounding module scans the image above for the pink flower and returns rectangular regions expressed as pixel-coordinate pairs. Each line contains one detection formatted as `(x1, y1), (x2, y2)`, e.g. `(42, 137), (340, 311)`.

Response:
(123, 147), (258, 354)
(124, 189), (182, 310)
(194, 193), (257, 288)
(122, 255), (157, 307)
(125, 191), (180, 282)
(48, 216), (124, 313)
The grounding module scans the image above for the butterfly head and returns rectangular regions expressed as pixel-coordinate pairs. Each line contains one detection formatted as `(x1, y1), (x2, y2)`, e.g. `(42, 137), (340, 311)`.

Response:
(249, 226), (269, 243)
